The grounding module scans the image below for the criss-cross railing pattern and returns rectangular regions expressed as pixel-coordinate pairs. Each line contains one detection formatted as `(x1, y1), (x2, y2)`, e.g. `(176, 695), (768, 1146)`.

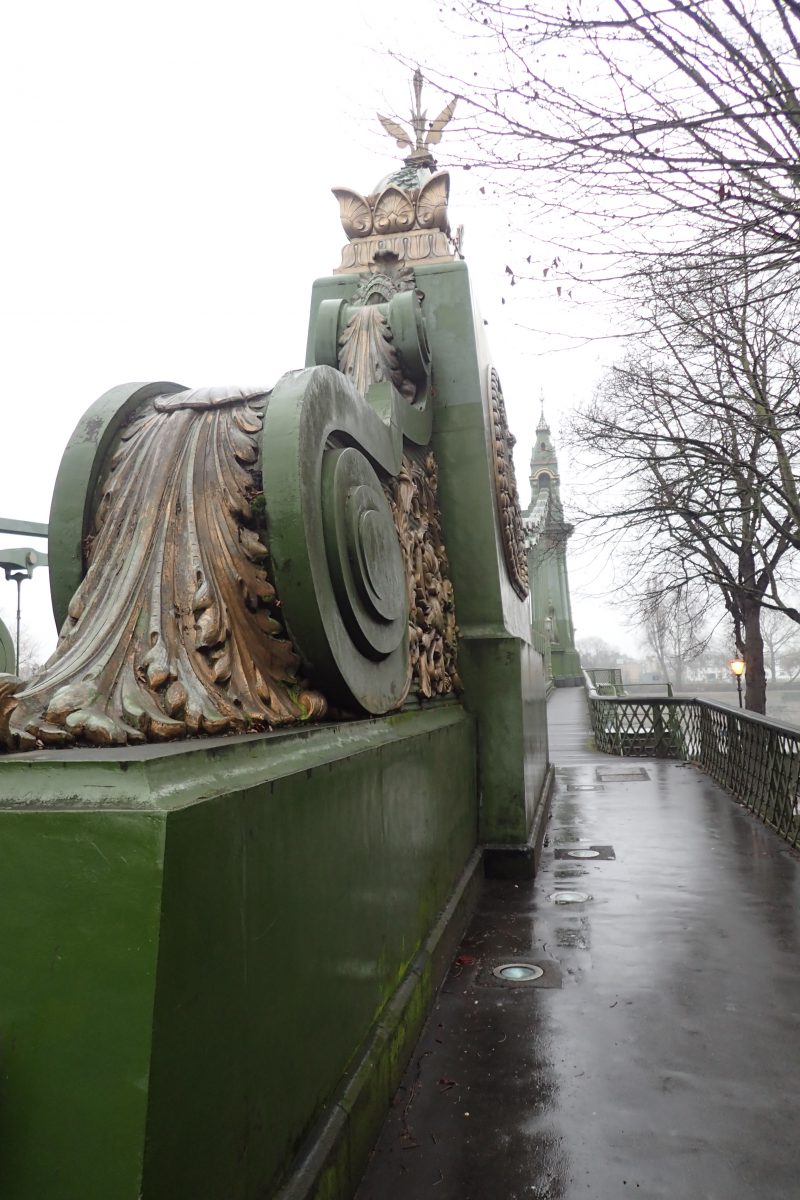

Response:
(585, 677), (800, 849)
(585, 667), (625, 695)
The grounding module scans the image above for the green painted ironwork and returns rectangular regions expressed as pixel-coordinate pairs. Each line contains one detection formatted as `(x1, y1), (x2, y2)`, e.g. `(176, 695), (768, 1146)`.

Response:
(585, 667), (625, 695)
(0, 518), (48, 539)
(584, 672), (800, 849)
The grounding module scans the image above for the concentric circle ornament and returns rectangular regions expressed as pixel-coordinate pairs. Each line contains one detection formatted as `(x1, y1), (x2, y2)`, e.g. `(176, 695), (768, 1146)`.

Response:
(262, 367), (412, 714)
(322, 447), (407, 659)
(487, 367), (529, 600)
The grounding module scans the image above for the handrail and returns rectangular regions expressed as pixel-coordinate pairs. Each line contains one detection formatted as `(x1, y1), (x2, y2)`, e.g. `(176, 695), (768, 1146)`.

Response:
(583, 672), (800, 849)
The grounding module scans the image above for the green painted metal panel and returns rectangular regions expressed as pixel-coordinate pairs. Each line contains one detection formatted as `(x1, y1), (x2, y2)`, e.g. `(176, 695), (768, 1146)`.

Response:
(0, 810), (165, 1199)
(0, 709), (476, 1199)
(0, 518), (48, 539)
(141, 708), (476, 1198)
(305, 263), (550, 855)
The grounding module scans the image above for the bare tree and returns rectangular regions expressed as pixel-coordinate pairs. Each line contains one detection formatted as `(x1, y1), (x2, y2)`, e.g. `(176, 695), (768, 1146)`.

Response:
(569, 258), (800, 712)
(760, 607), (800, 681)
(636, 582), (707, 689)
(438, 0), (800, 276)
(778, 643), (800, 682)
(576, 635), (635, 668)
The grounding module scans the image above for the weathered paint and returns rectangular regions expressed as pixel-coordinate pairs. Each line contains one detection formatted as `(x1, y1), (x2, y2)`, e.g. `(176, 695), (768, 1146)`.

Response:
(306, 262), (551, 861)
(0, 706), (476, 1199)
(0, 809), (165, 1199)
(458, 636), (548, 844)
(47, 380), (185, 630)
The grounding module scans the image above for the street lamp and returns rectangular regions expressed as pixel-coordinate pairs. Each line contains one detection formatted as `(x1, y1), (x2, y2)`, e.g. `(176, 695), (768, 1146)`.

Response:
(0, 548), (47, 676)
(729, 656), (745, 709)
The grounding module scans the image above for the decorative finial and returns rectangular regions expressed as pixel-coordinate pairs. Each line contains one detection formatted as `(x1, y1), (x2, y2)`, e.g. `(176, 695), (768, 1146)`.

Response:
(377, 68), (457, 170)
(536, 391), (549, 432)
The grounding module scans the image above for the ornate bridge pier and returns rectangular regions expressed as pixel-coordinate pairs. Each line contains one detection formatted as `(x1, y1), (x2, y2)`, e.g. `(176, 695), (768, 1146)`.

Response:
(0, 75), (552, 1200)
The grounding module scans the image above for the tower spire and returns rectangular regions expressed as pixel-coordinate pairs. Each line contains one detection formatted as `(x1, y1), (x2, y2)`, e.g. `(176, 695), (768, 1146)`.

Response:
(536, 390), (549, 433)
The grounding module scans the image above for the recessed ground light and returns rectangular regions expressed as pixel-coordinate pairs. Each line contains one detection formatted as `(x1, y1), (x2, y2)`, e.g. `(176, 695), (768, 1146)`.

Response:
(567, 849), (601, 859)
(492, 963), (544, 982)
(549, 891), (591, 904)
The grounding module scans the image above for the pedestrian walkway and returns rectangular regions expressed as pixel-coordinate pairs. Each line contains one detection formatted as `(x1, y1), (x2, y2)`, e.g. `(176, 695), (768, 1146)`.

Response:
(355, 687), (800, 1199)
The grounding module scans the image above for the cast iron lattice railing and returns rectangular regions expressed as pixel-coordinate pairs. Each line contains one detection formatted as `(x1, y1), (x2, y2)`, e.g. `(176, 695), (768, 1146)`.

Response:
(584, 673), (800, 849)
(585, 667), (625, 695)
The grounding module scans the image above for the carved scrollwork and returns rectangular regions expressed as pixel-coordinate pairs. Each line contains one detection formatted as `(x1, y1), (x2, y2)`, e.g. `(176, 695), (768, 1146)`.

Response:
(332, 171), (455, 272)
(1, 386), (327, 750)
(337, 305), (416, 402)
(384, 451), (460, 699)
(416, 173), (450, 232)
(331, 276), (431, 416)
(373, 185), (416, 234)
(349, 266), (417, 305)
(487, 368), (529, 600)
(332, 188), (373, 239)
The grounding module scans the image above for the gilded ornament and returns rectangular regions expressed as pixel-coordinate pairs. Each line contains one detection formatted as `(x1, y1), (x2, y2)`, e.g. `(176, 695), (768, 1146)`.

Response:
(333, 73), (459, 272)
(338, 306), (416, 402)
(333, 269), (430, 410)
(487, 368), (530, 600)
(373, 186), (416, 234)
(332, 188), (373, 238)
(376, 69), (457, 169)
(1, 386), (328, 751)
(383, 451), (460, 699)
(416, 173), (450, 232)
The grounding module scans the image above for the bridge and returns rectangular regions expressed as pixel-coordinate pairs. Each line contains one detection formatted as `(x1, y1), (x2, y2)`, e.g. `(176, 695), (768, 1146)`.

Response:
(0, 73), (797, 1200)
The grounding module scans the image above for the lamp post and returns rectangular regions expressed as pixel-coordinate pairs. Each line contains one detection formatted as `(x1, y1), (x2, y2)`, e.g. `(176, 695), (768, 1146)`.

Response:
(0, 548), (47, 677)
(729, 656), (745, 709)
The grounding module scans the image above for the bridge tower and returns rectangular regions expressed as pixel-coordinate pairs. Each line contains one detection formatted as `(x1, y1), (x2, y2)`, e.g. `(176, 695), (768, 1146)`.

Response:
(524, 404), (582, 684)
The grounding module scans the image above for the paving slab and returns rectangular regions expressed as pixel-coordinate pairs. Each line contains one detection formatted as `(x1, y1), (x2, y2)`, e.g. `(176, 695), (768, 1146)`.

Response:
(355, 686), (800, 1200)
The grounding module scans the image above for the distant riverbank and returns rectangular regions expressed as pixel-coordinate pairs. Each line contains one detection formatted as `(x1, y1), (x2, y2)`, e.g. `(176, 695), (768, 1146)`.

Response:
(689, 686), (800, 729)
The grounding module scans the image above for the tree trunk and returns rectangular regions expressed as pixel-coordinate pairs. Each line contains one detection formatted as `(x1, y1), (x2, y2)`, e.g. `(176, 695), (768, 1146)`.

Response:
(742, 602), (767, 714)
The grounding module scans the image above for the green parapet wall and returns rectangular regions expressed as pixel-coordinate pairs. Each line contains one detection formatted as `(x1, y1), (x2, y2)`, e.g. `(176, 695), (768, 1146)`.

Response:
(307, 260), (551, 873)
(0, 707), (477, 1199)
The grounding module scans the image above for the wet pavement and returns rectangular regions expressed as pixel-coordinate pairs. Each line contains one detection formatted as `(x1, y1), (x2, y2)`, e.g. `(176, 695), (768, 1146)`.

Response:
(355, 687), (800, 1199)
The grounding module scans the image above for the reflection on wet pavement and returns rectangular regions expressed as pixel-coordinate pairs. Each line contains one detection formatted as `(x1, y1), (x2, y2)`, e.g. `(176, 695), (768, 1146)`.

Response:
(355, 688), (800, 1200)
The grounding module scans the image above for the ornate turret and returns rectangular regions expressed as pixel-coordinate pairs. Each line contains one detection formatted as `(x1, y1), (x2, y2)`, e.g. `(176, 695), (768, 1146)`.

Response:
(332, 69), (462, 274)
(530, 400), (561, 501)
(523, 400), (582, 685)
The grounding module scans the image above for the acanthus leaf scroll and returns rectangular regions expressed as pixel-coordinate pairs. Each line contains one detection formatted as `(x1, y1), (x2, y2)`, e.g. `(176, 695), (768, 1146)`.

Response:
(1, 386), (327, 751)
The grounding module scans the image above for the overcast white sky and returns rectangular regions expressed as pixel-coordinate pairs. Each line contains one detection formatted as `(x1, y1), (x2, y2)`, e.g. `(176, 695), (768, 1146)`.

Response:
(0, 0), (629, 662)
